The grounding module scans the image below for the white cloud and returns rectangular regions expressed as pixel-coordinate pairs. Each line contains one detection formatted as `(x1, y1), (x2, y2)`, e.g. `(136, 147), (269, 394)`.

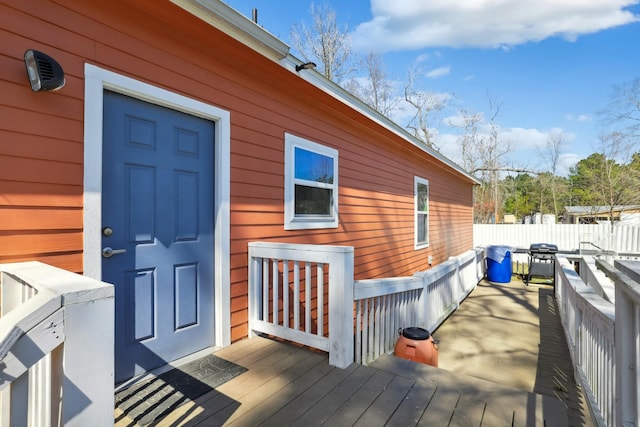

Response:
(500, 127), (550, 150)
(432, 122), (580, 174)
(351, 0), (639, 50)
(565, 113), (593, 122)
(425, 66), (451, 78)
(557, 153), (582, 176)
(414, 53), (430, 63)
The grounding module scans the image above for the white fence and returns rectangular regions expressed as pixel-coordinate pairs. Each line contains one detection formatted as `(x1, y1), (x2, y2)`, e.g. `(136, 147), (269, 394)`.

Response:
(474, 224), (640, 254)
(0, 261), (114, 427)
(248, 242), (484, 368)
(354, 249), (483, 365)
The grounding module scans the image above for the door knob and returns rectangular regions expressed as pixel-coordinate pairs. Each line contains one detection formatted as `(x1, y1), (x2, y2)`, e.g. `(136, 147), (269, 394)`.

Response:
(102, 247), (126, 258)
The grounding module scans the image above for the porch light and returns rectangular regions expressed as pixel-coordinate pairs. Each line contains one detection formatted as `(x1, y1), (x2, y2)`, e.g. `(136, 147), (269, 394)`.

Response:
(24, 49), (65, 92)
(295, 62), (316, 72)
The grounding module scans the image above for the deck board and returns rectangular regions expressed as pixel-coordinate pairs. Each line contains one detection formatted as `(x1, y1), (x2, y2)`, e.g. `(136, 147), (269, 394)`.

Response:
(352, 375), (414, 427)
(223, 352), (327, 425)
(260, 363), (359, 427)
(448, 392), (485, 427)
(384, 380), (436, 426)
(419, 387), (461, 426)
(323, 369), (395, 426)
(289, 365), (376, 427)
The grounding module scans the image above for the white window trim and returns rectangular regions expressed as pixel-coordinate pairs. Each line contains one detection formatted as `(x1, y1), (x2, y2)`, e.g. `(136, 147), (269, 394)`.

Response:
(284, 133), (339, 230)
(83, 64), (231, 348)
(414, 176), (430, 249)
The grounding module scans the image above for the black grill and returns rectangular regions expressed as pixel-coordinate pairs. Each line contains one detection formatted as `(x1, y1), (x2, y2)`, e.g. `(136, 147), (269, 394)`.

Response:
(525, 243), (558, 285)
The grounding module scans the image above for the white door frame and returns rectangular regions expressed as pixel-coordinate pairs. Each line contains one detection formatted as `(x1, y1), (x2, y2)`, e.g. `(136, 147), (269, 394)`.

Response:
(83, 63), (231, 348)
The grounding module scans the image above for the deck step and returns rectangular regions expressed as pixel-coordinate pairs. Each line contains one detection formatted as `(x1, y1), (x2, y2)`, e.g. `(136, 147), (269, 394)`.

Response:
(370, 354), (569, 426)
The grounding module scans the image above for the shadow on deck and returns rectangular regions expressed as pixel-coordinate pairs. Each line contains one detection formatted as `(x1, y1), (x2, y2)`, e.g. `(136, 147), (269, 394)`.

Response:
(435, 278), (595, 427)
(115, 279), (591, 426)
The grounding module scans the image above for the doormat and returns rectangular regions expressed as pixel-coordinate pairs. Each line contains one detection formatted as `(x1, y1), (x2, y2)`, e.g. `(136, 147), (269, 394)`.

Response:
(115, 354), (247, 426)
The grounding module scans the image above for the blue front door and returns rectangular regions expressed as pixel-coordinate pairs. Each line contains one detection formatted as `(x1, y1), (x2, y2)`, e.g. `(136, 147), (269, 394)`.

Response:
(102, 91), (215, 383)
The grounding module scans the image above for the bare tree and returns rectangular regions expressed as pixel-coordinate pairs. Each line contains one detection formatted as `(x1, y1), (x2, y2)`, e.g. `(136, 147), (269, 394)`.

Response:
(589, 77), (640, 227)
(601, 77), (640, 141)
(403, 67), (450, 150)
(290, 2), (354, 83)
(539, 131), (567, 217)
(596, 132), (640, 225)
(344, 51), (397, 117)
(457, 109), (483, 174)
(454, 97), (521, 223)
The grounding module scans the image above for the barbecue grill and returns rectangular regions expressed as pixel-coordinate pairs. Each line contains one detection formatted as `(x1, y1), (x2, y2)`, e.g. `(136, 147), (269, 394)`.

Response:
(525, 243), (558, 286)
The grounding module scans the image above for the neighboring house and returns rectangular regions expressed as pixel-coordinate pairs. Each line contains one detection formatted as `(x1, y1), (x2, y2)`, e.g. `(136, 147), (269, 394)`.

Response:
(0, 0), (477, 383)
(562, 205), (640, 224)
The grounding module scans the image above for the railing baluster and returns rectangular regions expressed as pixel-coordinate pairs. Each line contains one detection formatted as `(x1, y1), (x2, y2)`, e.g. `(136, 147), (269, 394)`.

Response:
(363, 298), (369, 364)
(262, 258), (269, 323)
(283, 260), (289, 329)
(294, 261), (300, 330)
(317, 263), (324, 337)
(374, 296), (381, 360)
(305, 262), (311, 333)
(355, 300), (362, 364)
(273, 258), (279, 326)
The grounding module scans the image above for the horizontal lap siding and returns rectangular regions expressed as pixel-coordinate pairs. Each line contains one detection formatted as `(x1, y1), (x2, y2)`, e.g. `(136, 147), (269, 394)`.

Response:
(1, 0), (473, 341)
(1, 1), (86, 271)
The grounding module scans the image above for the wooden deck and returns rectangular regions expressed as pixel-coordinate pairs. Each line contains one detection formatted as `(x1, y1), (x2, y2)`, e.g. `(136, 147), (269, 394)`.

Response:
(115, 336), (567, 426)
(116, 280), (589, 427)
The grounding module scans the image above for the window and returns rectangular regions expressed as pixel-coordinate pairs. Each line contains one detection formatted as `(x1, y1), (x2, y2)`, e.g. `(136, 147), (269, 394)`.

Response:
(285, 133), (338, 230)
(415, 176), (429, 248)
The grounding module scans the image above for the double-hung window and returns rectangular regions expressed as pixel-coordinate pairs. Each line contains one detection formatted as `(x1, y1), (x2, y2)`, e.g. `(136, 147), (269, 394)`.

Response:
(415, 176), (429, 248)
(284, 133), (338, 230)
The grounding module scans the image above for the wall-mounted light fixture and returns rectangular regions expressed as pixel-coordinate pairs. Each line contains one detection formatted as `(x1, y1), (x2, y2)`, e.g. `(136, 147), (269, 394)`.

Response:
(24, 49), (66, 92)
(295, 62), (317, 72)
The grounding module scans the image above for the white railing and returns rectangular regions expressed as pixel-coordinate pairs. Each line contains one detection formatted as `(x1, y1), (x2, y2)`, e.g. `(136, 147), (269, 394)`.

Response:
(0, 261), (114, 427)
(597, 259), (640, 427)
(248, 242), (354, 369)
(575, 256), (616, 303)
(354, 277), (422, 365)
(248, 242), (484, 368)
(556, 255), (615, 427)
(474, 224), (640, 254)
(354, 249), (483, 365)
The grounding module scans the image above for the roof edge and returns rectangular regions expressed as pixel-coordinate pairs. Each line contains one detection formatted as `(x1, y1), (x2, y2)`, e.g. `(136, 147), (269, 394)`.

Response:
(171, 0), (290, 61)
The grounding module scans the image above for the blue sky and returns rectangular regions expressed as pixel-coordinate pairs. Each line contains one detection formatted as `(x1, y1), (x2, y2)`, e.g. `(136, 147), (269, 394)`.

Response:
(223, 0), (640, 176)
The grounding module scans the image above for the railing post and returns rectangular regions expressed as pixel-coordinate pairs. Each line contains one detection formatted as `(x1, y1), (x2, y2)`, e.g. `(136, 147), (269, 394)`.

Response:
(247, 249), (260, 339)
(61, 294), (114, 426)
(328, 247), (354, 369)
(612, 260), (640, 427)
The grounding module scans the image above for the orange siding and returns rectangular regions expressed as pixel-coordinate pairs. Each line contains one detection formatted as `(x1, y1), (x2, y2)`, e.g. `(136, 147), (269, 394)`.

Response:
(0, 0), (475, 341)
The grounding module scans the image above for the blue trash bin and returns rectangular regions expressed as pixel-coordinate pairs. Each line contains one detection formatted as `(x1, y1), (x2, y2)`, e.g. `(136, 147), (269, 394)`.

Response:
(486, 245), (512, 283)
